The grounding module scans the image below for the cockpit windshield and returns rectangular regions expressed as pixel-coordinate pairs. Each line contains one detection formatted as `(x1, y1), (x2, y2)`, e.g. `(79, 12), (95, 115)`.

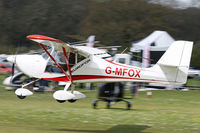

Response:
(41, 46), (53, 60)
(42, 50), (50, 60)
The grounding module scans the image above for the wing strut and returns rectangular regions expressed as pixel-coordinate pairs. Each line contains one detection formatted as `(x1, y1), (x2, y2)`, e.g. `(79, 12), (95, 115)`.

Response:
(62, 47), (73, 81)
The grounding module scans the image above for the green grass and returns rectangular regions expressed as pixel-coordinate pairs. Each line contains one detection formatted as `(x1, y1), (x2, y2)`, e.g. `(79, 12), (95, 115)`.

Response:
(185, 78), (200, 88)
(0, 89), (200, 132)
(0, 74), (6, 82)
(0, 74), (200, 133)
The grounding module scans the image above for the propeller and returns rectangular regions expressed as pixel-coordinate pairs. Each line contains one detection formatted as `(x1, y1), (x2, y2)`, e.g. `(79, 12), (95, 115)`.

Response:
(11, 63), (15, 77)
(7, 55), (17, 77)
(7, 44), (19, 78)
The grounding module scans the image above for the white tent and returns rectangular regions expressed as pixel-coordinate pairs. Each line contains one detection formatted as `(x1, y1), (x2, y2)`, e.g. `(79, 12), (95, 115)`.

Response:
(130, 30), (175, 52)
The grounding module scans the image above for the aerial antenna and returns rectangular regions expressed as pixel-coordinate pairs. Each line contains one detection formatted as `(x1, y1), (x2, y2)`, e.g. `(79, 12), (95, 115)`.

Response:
(113, 47), (128, 62)
(129, 52), (153, 61)
(121, 47), (128, 54)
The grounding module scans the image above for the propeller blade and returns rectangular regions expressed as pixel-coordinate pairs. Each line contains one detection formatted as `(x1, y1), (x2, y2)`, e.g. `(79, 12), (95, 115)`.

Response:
(11, 63), (15, 77)
(7, 55), (17, 82)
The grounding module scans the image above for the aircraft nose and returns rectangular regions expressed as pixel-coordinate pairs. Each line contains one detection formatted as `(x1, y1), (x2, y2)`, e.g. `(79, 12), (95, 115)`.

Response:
(7, 55), (16, 63)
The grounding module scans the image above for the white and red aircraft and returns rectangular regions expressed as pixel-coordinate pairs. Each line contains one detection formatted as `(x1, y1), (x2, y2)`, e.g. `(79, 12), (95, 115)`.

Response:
(7, 35), (193, 103)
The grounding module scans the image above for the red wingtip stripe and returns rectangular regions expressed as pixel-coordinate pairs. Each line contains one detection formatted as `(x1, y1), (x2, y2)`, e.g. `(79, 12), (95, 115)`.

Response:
(26, 35), (60, 42)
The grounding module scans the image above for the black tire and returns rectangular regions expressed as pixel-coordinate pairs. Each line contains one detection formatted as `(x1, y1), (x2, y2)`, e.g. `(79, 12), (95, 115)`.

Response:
(93, 102), (97, 109)
(17, 95), (26, 99)
(56, 100), (66, 103)
(127, 103), (131, 110)
(68, 99), (77, 103)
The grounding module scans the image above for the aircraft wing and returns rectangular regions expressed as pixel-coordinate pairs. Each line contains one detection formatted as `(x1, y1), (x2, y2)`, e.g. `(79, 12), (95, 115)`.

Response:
(27, 35), (72, 51)
(27, 35), (111, 58)
(74, 46), (111, 58)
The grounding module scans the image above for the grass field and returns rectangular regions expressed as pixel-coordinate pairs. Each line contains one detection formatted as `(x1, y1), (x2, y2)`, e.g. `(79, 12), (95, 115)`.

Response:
(186, 78), (200, 88)
(0, 75), (200, 133)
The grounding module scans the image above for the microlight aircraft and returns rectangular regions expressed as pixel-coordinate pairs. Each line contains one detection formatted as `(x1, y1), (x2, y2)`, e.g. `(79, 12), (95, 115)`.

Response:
(7, 35), (193, 103)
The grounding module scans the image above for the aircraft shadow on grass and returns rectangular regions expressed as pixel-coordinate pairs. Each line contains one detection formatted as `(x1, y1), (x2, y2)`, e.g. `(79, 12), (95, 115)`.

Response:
(55, 124), (151, 133)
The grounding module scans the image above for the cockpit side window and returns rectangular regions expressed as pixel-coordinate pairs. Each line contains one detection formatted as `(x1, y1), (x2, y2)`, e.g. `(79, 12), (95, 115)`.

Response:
(77, 54), (86, 63)
(44, 50), (86, 73)
(68, 52), (86, 68)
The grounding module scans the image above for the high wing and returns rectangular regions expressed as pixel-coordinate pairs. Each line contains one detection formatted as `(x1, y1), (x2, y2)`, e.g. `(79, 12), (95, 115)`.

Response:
(27, 35), (111, 58)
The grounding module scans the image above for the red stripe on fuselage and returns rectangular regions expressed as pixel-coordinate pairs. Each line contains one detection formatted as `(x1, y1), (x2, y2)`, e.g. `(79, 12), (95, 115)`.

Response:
(43, 75), (170, 83)
(43, 76), (70, 82)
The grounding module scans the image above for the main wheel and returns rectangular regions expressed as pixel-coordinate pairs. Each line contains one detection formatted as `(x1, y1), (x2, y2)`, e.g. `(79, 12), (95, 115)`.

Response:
(68, 99), (77, 103)
(56, 100), (66, 103)
(17, 95), (26, 99)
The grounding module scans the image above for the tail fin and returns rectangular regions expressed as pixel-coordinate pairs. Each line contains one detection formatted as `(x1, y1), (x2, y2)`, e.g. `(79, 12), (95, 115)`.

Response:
(154, 41), (193, 84)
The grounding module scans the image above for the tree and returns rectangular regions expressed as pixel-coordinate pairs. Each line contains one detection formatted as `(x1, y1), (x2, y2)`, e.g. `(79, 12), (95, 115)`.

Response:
(80, 0), (177, 48)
